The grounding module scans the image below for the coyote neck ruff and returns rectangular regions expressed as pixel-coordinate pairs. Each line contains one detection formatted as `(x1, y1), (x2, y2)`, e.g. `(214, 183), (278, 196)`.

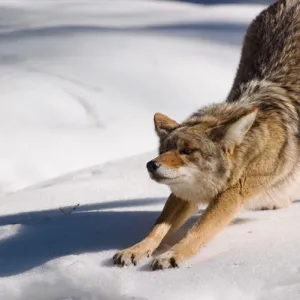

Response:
(113, 0), (300, 270)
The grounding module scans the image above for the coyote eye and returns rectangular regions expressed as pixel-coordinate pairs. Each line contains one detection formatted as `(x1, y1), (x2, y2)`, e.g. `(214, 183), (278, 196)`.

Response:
(180, 148), (193, 155)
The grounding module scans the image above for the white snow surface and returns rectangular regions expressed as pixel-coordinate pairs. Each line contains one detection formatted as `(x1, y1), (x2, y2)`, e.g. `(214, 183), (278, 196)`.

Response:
(0, 0), (263, 193)
(1, 1), (300, 300)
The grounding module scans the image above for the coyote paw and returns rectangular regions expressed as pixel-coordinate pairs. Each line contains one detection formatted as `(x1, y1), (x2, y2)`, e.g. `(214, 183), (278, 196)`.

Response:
(151, 251), (181, 270)
(113, 248), (150, 267)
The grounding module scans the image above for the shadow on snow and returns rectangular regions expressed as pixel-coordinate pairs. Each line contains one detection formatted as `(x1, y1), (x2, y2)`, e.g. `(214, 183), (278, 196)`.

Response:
(0, 198), (166, 277)
(0, 196), (268, 277)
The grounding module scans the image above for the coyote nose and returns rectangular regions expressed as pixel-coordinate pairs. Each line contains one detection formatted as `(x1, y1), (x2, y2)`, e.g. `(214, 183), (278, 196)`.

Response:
(146, 160), (160, 173)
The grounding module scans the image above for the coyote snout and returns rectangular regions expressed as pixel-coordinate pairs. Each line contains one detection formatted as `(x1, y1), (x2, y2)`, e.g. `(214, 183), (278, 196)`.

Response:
(146, 155), (185, 184)
(146, 160), (160, 173)
(146, 159), (168, 182)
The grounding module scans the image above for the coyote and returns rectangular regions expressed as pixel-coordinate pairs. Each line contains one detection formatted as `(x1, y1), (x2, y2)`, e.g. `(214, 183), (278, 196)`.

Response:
(113, 0), (300, 270)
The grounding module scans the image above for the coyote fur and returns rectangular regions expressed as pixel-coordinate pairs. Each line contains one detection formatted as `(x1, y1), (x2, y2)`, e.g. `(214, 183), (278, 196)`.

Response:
(113, 0), (300, 270)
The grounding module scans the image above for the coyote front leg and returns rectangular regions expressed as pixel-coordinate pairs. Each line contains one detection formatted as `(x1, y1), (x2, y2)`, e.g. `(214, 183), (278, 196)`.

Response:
(152, 189), (243, 270)
(113, 194), (197, 267)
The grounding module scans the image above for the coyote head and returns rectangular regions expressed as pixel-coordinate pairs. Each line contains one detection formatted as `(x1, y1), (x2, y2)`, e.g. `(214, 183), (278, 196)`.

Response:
(147, 105), (258, 203)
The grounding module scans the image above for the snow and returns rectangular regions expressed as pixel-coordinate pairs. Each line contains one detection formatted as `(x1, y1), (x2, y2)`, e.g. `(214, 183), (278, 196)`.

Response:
(1, 1), (300, 300)
(1, 154), (300, 300)
(0, 0), (261, 193)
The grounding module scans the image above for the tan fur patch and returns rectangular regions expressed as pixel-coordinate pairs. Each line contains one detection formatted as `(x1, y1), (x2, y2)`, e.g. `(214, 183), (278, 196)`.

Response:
(155, 151), (184, 168)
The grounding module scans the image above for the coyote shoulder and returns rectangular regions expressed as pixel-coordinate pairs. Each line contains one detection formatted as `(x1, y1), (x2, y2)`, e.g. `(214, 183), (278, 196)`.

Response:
(113, 0), (300, 270)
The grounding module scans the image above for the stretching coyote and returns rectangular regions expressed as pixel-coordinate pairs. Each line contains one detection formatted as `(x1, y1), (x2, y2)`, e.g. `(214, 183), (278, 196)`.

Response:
(113, 0), (300, 270)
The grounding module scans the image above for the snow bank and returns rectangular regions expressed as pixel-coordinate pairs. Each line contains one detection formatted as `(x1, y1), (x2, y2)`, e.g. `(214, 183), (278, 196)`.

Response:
(0, 0), (262, 193)
(1, 152), (300, 300)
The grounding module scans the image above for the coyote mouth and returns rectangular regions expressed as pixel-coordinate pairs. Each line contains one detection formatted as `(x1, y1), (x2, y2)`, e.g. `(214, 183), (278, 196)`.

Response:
(149, 172), (183, 183)
(149, 173), (169, 182)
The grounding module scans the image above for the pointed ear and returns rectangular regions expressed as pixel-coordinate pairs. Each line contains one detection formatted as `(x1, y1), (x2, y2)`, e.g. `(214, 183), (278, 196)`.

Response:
(154, 113), (179, 138)
(223, 108), (258, 152)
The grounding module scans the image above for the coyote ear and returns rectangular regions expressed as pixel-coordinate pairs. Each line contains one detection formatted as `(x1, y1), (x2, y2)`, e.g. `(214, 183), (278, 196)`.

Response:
(223, 108), (258, 153)
(154, 113), (179, 138)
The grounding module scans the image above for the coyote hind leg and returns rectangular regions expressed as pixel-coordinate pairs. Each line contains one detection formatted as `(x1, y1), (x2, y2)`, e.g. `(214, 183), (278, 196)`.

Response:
(245, 175), (299, 211)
